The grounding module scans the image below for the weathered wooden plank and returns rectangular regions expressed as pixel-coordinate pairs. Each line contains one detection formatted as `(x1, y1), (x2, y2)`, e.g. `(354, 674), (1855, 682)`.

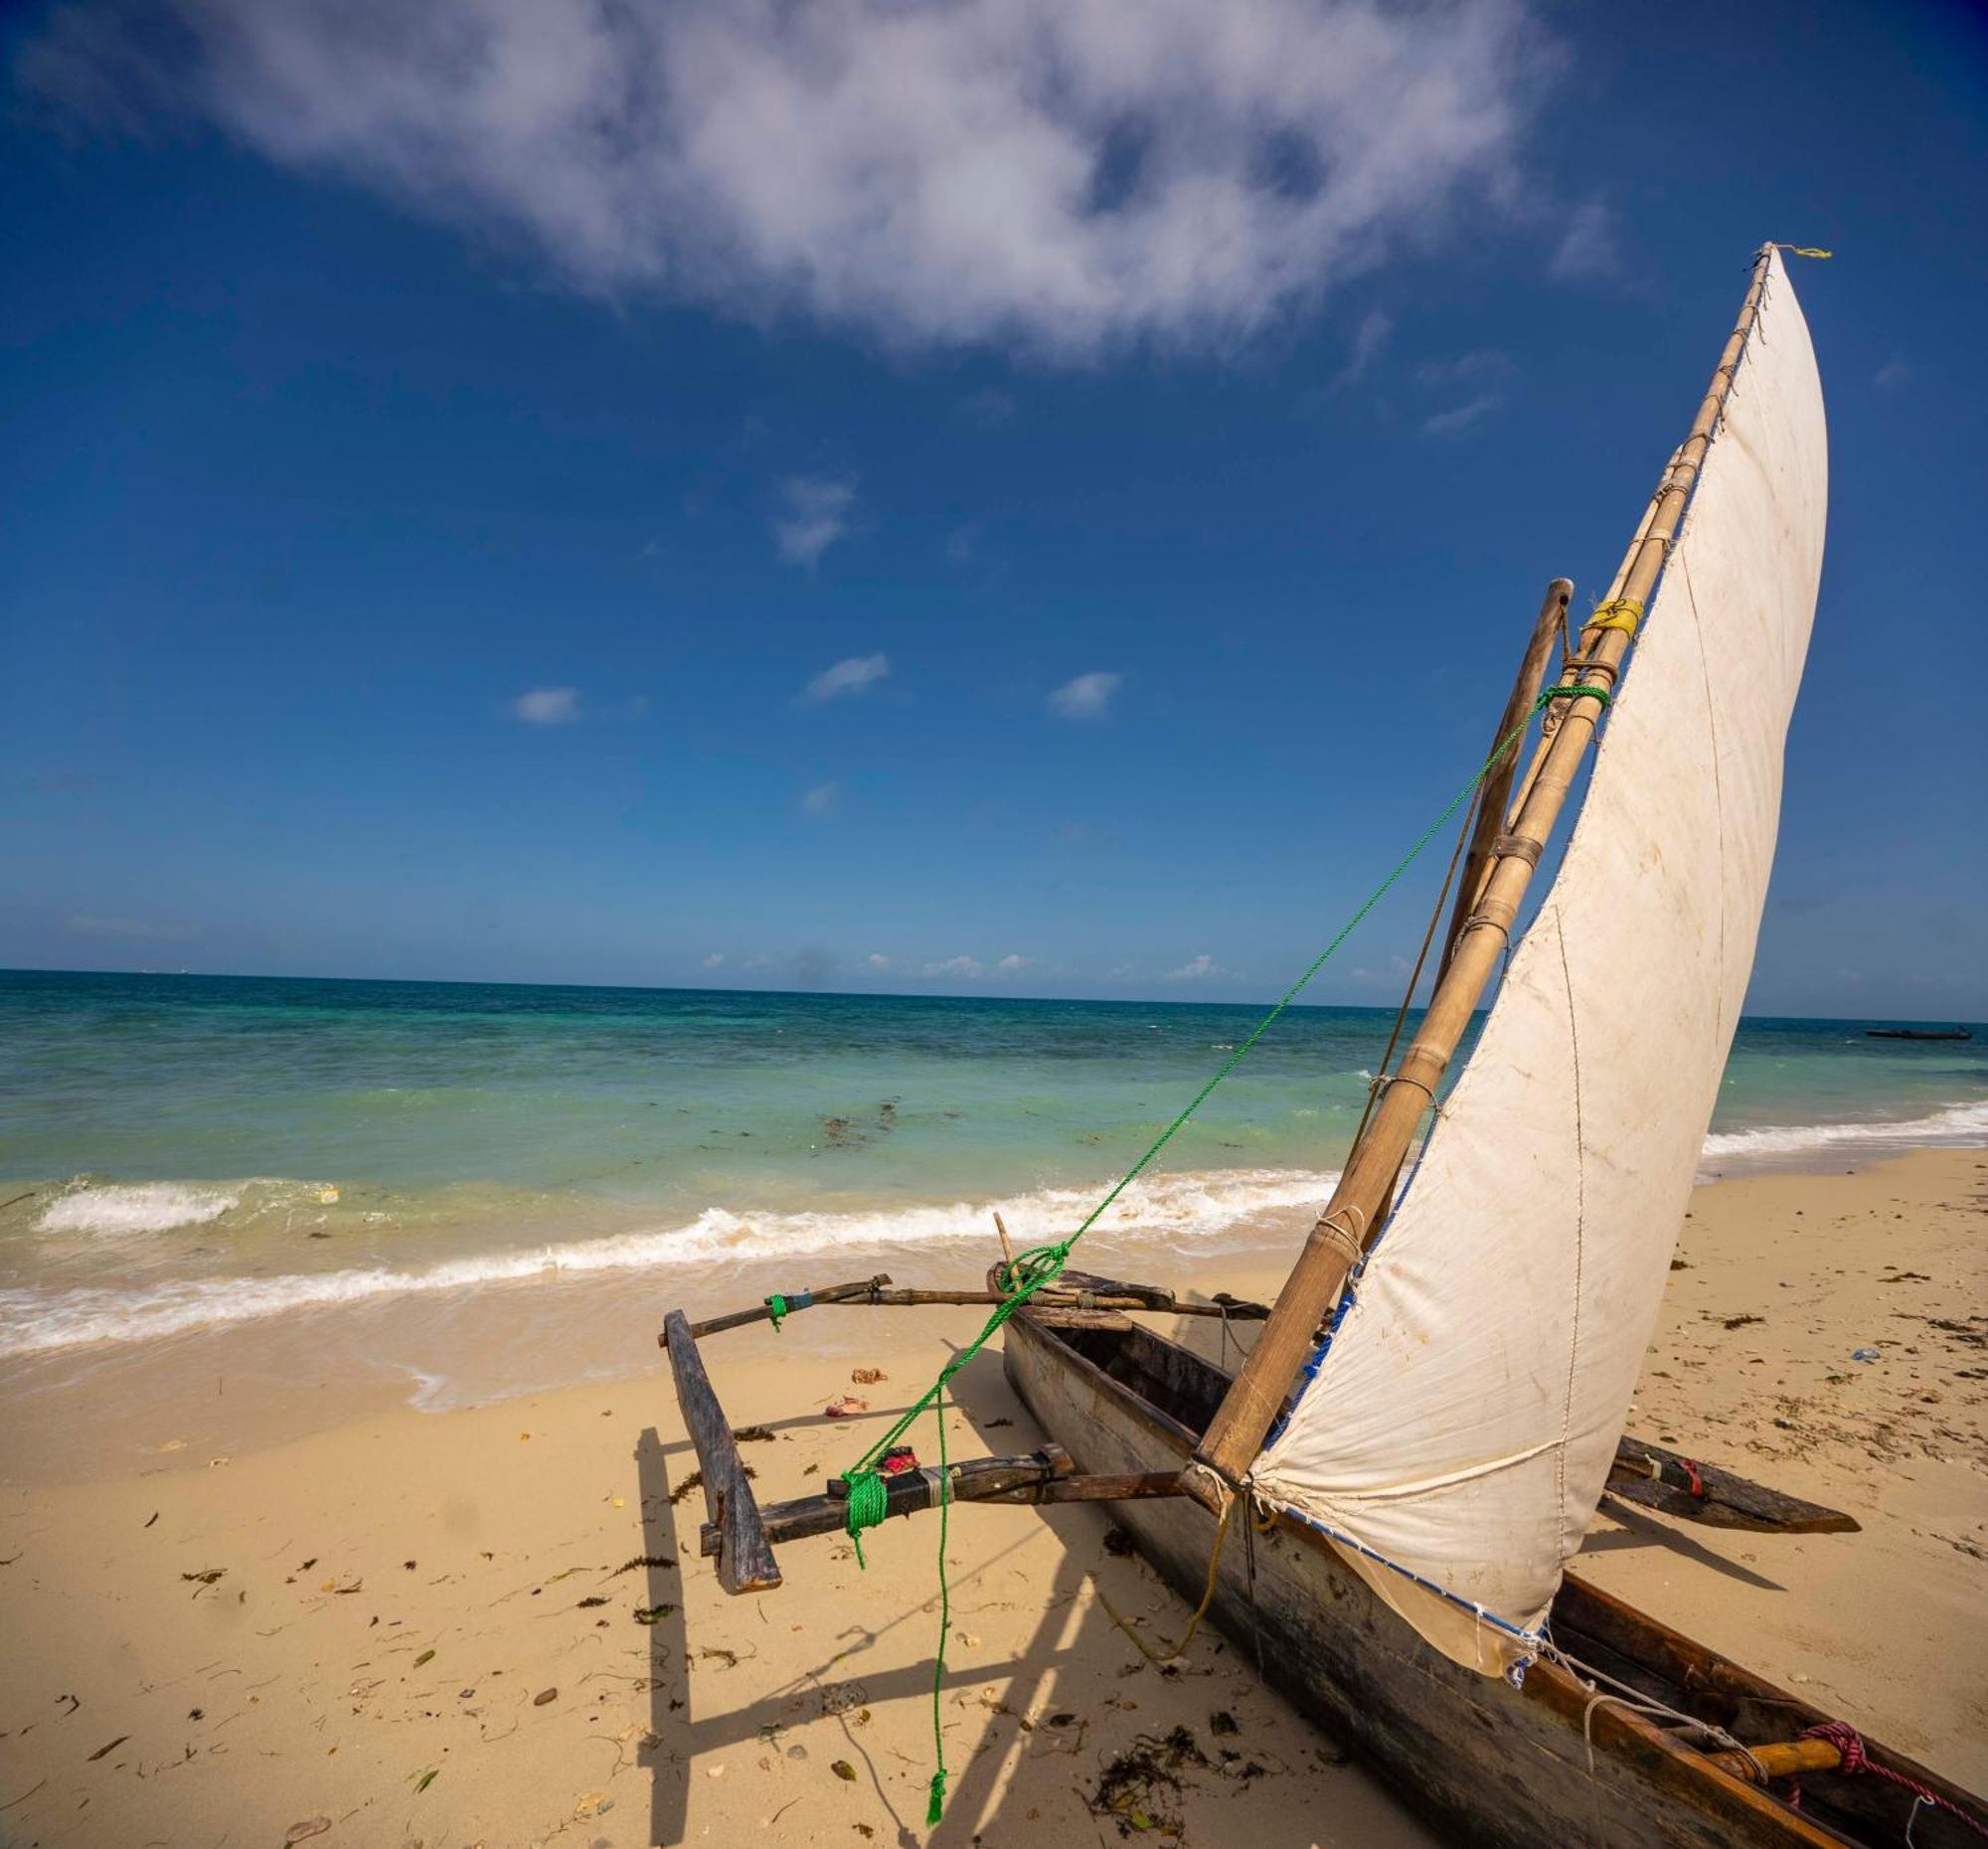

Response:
(661, 1308), (781, 1596)
(1606, 1436), (1860, 1533)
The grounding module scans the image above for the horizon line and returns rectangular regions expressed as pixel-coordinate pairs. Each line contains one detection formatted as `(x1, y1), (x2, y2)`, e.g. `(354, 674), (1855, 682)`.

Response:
(0, 964), (1977, 1030)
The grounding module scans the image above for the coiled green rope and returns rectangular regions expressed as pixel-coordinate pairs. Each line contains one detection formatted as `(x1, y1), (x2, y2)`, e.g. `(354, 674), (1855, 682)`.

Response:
(843, 678), (1609, 1823)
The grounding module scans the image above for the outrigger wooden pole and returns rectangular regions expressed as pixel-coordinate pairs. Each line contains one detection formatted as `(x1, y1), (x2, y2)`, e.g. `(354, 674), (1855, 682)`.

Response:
(1186, 247), (1783, 1513)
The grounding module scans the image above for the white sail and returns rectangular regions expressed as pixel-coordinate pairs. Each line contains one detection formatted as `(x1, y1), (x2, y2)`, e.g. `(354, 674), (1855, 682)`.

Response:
(1250, 249), (1827, 1676)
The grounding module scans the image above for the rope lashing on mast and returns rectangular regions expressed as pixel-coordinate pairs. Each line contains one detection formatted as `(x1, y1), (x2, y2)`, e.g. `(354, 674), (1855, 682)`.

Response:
(838, 677), (1619, 1823)
(1586, 597), (1645, 638)
(764, 1292), (790, 1331)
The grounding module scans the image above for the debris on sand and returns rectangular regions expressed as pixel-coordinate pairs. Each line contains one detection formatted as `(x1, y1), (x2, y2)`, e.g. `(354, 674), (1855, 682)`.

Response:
(613, 1554), (678, 1576)
(825, 1396), (868, 1419)
(851, 1368), (886, 1386)
(1090, 1726), (1208, 1837)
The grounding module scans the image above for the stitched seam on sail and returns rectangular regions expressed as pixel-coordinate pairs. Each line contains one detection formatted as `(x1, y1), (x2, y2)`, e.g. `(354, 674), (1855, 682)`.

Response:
(1554, 910), (1584, 1567)
(1678, 548), (1730, 1049)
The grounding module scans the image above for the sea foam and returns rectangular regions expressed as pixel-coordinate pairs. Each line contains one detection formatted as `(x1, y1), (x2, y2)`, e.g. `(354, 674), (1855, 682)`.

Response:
(1699, 1097), (1988, 1166)
(35, 1182), (245, 1236)
(7, 1099), (1982, 1361)
(0, 1165), (1337, 1359)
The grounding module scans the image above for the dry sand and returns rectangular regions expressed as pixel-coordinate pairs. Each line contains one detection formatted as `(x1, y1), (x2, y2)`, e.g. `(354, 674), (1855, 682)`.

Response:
(1, 1149), (1982, 1847)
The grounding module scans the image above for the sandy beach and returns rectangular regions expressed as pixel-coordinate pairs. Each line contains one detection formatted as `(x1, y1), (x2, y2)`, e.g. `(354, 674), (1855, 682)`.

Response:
(2, 1148), (1982, 1848)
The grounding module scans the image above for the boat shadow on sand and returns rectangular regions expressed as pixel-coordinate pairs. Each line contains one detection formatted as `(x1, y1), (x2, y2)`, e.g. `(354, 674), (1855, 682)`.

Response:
(630, 1339), (1408, 1849)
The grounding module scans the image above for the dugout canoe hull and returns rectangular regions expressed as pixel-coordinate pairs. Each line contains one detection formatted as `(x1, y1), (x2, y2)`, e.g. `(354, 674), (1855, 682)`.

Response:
(1003, 1302), (1978, 1849)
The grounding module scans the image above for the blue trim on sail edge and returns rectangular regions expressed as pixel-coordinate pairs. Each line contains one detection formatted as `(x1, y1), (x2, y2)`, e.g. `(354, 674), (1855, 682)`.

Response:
(1257, 1496), (1543, 1687)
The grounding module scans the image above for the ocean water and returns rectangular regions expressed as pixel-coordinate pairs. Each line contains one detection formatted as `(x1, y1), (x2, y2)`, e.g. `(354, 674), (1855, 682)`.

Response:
(1, 970), (1982, 1367)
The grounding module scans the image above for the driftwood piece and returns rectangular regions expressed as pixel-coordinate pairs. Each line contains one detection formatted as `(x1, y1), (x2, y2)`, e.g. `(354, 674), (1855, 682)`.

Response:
(704, 1447), (1074, 1556)
(1606, 1435), (1860, 1534)
(662, 1308), (781, 1594)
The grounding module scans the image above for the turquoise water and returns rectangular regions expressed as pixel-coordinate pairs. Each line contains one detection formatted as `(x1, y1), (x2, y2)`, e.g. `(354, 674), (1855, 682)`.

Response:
(2, 970), (1982, 1359)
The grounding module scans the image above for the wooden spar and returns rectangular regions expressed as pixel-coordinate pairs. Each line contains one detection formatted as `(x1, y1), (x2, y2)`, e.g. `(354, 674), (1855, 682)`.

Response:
(1705, 1739), (1848, 1784)
(661, 1271), (1270, 1346)
(706, 1447), (1073, 1554)
(1435, 579), (1570, 978)
(1484, 452), (1678, 861)
(662, 1309), (781, 1593)
(1187, 246), (1785, 1510)
(1605, 1437), (1860, 1534)
(659, 1275), (892, 1346)
(666, 1316), (781, 1593)
(706, 1456), (1187, 1556)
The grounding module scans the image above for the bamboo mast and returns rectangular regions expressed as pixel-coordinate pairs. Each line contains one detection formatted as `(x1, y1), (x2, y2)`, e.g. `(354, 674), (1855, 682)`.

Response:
(1433, 578), (1571, 977)
(1185, 247), (1783, 1513)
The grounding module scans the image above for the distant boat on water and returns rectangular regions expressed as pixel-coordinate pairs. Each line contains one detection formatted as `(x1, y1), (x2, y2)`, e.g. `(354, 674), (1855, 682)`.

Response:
(1865, 1026), (1972, 1041)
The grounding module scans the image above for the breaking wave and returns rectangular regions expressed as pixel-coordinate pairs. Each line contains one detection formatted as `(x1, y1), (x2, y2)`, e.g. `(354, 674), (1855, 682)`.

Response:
(1698, 1098), (1988, 1168)
(0, 1166), (1337, 1359)
(35, 1182), (246, 1236)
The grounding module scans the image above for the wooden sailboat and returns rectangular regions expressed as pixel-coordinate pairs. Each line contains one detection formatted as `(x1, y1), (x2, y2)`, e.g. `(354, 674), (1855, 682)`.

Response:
(661, 247), (1987, 1845)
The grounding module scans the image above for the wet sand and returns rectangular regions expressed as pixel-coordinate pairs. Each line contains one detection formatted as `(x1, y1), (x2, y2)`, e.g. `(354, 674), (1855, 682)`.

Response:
(1, 1149), (1981, 1846)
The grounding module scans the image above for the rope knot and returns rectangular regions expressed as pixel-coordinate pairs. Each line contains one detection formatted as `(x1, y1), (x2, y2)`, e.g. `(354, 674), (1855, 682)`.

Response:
(764, 1292), (789, 1332)
(843, 1466), (889, 1570)
(1800, 1722), (1870, 1777)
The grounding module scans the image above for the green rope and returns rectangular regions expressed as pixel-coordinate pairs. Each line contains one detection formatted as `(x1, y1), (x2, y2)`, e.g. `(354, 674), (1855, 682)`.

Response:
(843, 677), (1608, 1823)
(765, 1292), (789, 1332)
(926, 1388), (952, 1825)
(843, 1465), (888, 1565)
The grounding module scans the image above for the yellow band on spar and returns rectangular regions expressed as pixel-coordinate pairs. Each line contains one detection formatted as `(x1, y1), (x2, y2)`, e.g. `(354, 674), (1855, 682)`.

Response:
(1587, 598), (1645, 639)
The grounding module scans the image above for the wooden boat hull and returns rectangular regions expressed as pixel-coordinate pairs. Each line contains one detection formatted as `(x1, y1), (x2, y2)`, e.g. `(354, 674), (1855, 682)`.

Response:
(1004, 1305), (1977, 1849)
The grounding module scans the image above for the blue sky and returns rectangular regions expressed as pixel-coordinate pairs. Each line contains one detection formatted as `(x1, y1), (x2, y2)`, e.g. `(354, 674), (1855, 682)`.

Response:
(3, 0), (1984, 1017)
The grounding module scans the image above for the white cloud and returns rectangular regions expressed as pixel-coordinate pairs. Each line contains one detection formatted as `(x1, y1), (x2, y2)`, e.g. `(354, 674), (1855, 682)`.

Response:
(995, 953), (1028, 971)
(773, 476), (856, 567)
(924, 954), (985, 979)
(865, 952), (893, 971)
(1874, 356), (1909, 389)
(1421, 394), (1500, 437)
(700, 951), (726, 969)
(801, 653), (889, 703)
(801, 780), (840, 817)
(1550, 199), (1617, 281)
(1163, 951), (1222, 982)
(511, 686), (580, 724)
(1048, 671), (1121, 719)
(1332, 308), (1393, 389)
(22, 0), (1547, 360)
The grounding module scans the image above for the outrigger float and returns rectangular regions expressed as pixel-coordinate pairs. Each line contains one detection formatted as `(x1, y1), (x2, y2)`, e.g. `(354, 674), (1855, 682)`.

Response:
(660, 248), (1988, 1846)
